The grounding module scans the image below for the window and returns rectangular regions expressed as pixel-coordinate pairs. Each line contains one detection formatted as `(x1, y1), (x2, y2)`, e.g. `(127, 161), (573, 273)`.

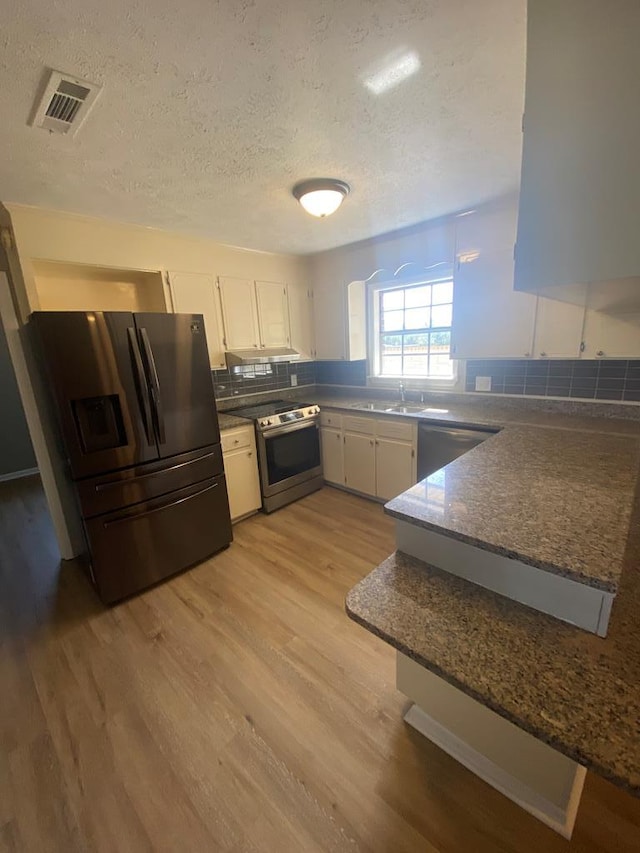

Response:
(372, 279), (455, 379)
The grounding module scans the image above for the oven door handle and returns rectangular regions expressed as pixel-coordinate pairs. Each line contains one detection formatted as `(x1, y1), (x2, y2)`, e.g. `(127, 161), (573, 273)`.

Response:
(261, 418), (320, 439)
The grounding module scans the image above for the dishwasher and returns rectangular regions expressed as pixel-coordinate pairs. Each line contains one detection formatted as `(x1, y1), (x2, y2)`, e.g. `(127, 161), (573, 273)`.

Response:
(417, 423), (496, 480)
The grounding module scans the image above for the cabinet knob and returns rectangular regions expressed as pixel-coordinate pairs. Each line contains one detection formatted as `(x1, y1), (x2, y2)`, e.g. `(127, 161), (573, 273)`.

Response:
(369, 440), (374, 446)
(596, 350), (605, 357)
(540, 351), (547, 357)
(248, 452), (252, 457)
(336, 433), (340, 440)
(234, 439), (239, 444)
(524, 352), (531, 357)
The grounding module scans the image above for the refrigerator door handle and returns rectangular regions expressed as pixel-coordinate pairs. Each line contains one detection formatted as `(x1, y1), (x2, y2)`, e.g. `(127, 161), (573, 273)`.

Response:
(127, 327), (155, 445)
(102, 481), (218, 527)
(139, 327), (167, 444)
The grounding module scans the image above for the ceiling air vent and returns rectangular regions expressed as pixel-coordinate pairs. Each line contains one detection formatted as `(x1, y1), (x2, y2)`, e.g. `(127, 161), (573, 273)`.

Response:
(31, 70), (102, 136)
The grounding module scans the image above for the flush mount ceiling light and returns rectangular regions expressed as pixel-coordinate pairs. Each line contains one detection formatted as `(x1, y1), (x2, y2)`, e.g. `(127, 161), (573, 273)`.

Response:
(292, 179), (350, 218)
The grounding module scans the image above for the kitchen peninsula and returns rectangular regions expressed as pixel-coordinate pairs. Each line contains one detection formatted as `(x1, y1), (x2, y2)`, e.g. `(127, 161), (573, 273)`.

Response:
(341, 392), (640, 839)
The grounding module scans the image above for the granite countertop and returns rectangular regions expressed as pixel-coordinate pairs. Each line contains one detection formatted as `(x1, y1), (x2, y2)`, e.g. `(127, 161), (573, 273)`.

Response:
(218, 412), (252, 431)
(315, 391), (640, 593)
(345, 545), (640, 797)
(313, 391), (640, 436)
(387, 426), (640, 592)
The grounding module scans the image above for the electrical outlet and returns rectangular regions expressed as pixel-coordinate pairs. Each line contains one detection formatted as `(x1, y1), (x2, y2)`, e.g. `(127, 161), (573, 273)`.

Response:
(290, 374), (298, 387)
(475, 376), (492, 392)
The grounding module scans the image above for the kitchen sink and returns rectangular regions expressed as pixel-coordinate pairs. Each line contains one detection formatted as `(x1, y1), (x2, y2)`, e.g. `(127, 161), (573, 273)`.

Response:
(385, 405), (427, 414)
(351, 401), (383, 411)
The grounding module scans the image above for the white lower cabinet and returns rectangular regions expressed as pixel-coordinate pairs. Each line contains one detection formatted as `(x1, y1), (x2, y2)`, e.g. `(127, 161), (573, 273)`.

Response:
(322, 410), (417, 501)
(344, 432), (377, 495)
(221, 427), (261, 522)
(320, 427), (344, 485)
(375, 437), (415, 501)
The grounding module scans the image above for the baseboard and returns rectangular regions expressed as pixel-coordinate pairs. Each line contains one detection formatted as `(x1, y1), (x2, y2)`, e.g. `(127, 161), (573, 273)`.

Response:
(0, 467), (39, 483)
(404, 703), (585, 839)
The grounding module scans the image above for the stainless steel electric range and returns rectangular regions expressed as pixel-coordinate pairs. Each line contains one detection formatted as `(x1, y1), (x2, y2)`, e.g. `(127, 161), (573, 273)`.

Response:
(227, 400), (323, 512)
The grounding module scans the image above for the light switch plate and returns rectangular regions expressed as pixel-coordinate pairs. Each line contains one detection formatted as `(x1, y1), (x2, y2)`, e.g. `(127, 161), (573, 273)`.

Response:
(290, 374), (298, 387)
(475, 376), (492, 392)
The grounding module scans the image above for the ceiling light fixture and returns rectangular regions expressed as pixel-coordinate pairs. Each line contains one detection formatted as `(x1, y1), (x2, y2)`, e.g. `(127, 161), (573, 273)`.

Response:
(292, 179), (350, 218)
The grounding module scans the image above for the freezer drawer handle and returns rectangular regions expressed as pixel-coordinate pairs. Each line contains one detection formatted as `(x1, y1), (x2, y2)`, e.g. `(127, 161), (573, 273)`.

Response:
(94, 451), (218, 492)
(139, 327), (167, 444)
(127, 327), (154, 445)
(102, 482), (219, 528)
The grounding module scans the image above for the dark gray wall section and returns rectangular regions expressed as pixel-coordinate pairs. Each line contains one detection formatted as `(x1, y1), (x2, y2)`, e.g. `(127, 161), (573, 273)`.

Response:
(0, 319), (36, 476)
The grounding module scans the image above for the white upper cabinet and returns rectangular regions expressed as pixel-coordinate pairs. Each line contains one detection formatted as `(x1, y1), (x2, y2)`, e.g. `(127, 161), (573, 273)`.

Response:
(255, 280), (290, 348)
(288, 282), (315, 360)
(313, 279), (366, 361)
(533, 298), (585, 359)
(582, 310), (640, 359)
(166, 271), (225, 369)
(347, 281), (367, 361)
(451, 205), (537, 359)
(515, 0), (640, 303)
(218, 277), (260, 350)
(313, 281), (346, 360)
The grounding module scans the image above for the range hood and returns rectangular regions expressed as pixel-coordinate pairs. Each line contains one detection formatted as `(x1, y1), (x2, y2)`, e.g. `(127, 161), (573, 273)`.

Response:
(225, 347), (300, 368)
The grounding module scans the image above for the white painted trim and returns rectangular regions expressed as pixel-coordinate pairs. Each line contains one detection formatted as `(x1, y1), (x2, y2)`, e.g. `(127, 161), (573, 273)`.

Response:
(403, 703), (586, 839)
(396, 520), (614, 636)
(0, 467), (39, 483)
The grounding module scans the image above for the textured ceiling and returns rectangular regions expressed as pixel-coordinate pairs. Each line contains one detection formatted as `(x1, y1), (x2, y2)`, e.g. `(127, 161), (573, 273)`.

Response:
(1, 0), (526, 255)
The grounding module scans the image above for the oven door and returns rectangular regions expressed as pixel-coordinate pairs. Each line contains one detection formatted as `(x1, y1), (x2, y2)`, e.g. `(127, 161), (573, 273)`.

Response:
(258, 419), (322, 497)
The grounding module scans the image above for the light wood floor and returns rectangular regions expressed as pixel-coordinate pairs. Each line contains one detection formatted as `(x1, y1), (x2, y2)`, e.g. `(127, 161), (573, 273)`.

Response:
(1, 477), (640, 852)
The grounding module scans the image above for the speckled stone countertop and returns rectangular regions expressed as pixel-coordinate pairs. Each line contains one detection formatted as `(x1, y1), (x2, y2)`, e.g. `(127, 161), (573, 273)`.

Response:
(315, 392), (640, 593)
(218, 412), (252, 431)
(345, 546), (640, 796)
(313, 391), (640, 435)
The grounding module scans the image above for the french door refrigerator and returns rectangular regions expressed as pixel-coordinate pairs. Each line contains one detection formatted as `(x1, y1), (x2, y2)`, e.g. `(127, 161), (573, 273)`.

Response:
(31, 311), (232, 603)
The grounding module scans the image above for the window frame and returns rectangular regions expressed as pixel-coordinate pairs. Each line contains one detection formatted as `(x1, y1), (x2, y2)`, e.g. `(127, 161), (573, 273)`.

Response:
(367, 275), (459, 388)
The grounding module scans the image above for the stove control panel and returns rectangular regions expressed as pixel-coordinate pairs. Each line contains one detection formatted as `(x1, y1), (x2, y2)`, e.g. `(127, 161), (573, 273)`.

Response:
(257, 405), (320, 431)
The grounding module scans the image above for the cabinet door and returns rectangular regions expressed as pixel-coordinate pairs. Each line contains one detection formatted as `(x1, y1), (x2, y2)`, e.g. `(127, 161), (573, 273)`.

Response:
(534, 297), (585, 358)
(320, 427), (344, 485)
(515, 0), (640, 295)
(288, 283), (315, 359)
(218, 277), (260, 350)
(347, 281), (366, 360)
(313, 281), (347, 360)
(224, 448), (262, 521)
(167, 271), (225, 369)
(375, 438), (415, 501)
(344, 431), (376, 495)
(452, 204), (537, 359)
(582, 310), (640, 358)
(255, 281), (290, 348)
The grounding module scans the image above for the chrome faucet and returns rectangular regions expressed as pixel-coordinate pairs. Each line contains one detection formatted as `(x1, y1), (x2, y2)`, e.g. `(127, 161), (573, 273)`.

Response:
(399, 381), (406, 403)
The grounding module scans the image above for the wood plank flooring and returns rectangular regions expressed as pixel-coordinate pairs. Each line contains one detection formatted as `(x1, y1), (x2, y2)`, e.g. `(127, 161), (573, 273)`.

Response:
(1, 475), (639, 852)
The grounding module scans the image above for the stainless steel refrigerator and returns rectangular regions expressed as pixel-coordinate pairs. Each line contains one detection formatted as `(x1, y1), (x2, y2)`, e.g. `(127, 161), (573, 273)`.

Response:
(31, 311), (232, 603)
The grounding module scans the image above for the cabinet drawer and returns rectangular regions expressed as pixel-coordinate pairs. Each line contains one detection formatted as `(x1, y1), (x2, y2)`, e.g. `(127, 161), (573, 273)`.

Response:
(320, 411), (343, 428)
(221, 427), (254, 453)
(376, 418), (415, 441)
(342, 415), (376, 435)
